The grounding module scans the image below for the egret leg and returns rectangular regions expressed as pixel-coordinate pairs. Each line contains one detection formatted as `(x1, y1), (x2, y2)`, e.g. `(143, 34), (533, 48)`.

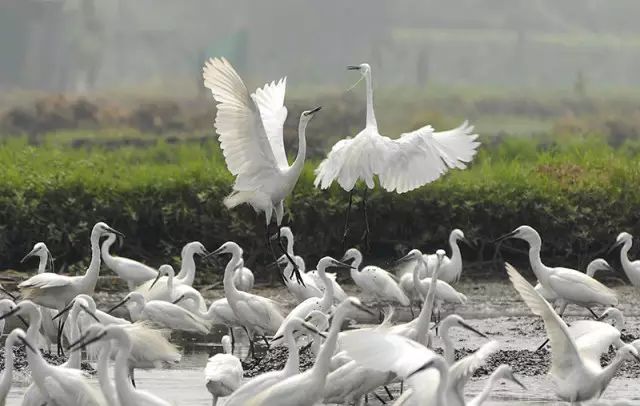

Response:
(276, 227), (304, 286)
(261, 335), (270, 348)
(243, 326), (256, 359)
(341, 190), (354, 252)
(56, 319), (65, 356)
(373, 392), (387, 404)
(409, 304), (415, 319)
(586, 307), (600, 319)
(361, 187), (370, 252)
(384, 385), (394, 400)
(129, 367), (136, 388)
(211, 395), (218, 406)
(535, 338), (549, 352)
(229, 327), (235, 354)
(265, 224), (286, 285)
(400, 380), (404, 394)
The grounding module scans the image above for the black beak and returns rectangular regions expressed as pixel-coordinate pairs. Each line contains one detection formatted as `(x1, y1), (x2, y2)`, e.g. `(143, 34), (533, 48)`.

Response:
(271, 334), (283, 343)
(0, 306), (20, 321)
(79, 304), (101, 323)
(331, 259), (356, 269)
(106, 297), (129, 314)
(494, 230), (517, 243)
(172, 294), (186, 305)
(204, 246), (226, 259)
(149, 272), (163, 291)
(393, 252), (417, 266)
(67, 330), (93, 351)
(71, 331), (108, 352)
(347, 65), (361, 70)
(20, 250), (36, 264)
(307, 106), (322, 115)
(54, 301), (75, 320)
(0, 285), (18, 301)
(106, 226), (125, 239)
(17, 336), (37, 354)
(607, 240), (623, 255)
(511, 375), (527, 390)
(458, 320), (488, 338)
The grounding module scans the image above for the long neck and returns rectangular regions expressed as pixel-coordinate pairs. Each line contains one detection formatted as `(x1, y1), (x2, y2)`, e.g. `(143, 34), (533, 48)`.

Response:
(527, 237), (549, 286)
(67, 308), (81, 369)
(442, 326), (455, 365)
(25, 307), (42, 344)
(618, 240), (640, 285)
(282, 326), (300, 376)
(596, 352), (628, 393)
(0, 338), (15, 396)
(318, 267), (334, 310)
(449, 237), (462, 271)
(37, 254), (48, 274)
(310, 306), (348, 384)
(364, 70), (377, 128)
(114, 333), (138, 405)
(100, 235), (116, 263)
(98, 340), (118, 406)
(468, 370), (503, 406)
(285, 235), (294, 257)
(290, 120), (308, 175)
(80, 232), (102, 292)
(418, 263), (439, 339)
(223, 255), (242, 304)
(433, 357), (449, 406)
(177, 250), (196, 285)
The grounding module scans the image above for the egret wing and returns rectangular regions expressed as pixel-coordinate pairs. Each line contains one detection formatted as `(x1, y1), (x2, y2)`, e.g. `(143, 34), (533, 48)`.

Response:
(448, 340), (500, 399)
(380, 121), (479, 193)
(252, 78), (289, 169)
(203, 58), (280, 189)
(570, 320), (620, 366)
(505, 263), (583, 378)
(19, 273), (73, 289)
(548, 269), (617, 305)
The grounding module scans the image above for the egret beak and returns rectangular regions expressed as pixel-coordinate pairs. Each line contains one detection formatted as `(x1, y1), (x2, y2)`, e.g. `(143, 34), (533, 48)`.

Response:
(393, 252), (418, 266)
(269, 233), (281, 242)
(330, 259), (356, 269)
(54, 301), (75, 320)
(17, 336), (38, 354)
(67, 330), (93, 351)
(271, 334), (283, 342)
(510, 375), (527, 390)
(149, 272), (163, 291)
(17, 316), (29, 328)
(106, 297), (129, 314)
(0, 306), (20, 320)
(607, 240), (623, 255)
(408, 360), (434, 379)
(172, 294), (186, 305)
(204, 246), (226, 259)
(79, 304), (101, 323)
(305, 106), (322, 116)
(494, 230), (517, 243)
(347, 65), (361, 70)
(457, 320), (488, 338)
(301, 322), (322, 336)
(20, 248), (38, 263)
(106, 226), (125, 239)
(0, 285), (18, 301)
(462, 237), (476, 249)
(602, 263), (614, 273)
(72, 331), (108, 352)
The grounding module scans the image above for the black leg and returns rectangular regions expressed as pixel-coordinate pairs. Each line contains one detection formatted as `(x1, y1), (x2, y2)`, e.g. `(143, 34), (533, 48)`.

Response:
(400, 380), (404, 394)
(243, 326), (256, 359)
(261, 335), (270, 348)
(265, 224), (286, 285)
(276, 227), (304, 286)
(57, 319), (65, 357)
(373, 392), (386, 404)
(229, 328), (235, 354)
(535, 338), (549, 352)
(384, 385), (394, 400)
(361, 187), (370, 253)
(586, 307), (600, 319)
(341, 190), (354, 252)
(130, 368), (136, 388)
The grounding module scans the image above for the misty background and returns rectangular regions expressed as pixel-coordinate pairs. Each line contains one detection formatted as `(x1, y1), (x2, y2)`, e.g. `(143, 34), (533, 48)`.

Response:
(3, 0), (640, 96)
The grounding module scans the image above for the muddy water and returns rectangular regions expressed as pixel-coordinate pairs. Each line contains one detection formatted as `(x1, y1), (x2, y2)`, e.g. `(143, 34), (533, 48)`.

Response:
(4, 280), (640, 405)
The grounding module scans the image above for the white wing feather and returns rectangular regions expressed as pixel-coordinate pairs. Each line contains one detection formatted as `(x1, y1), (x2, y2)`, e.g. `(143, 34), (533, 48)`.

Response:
(448, 340), (500, 398)
(253, 78), (289, 169)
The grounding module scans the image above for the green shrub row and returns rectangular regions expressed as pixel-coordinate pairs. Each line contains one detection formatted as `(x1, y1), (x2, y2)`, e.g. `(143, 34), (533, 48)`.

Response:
(1, 135), (640, 282)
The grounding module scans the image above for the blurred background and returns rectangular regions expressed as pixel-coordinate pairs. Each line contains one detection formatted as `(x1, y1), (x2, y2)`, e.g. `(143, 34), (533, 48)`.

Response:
(1, 0), (640, 282)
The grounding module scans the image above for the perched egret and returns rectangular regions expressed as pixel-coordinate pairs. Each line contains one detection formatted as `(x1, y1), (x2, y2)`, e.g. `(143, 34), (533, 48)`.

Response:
(101, 232), (158, 291)
(225, 317), (323, 406)
(497, 225), (617, 317)
(271, 256), (353, 346)
(505, 262), (639, 402)
(343, 248), (410, 308)
(205, 335), (243, 406)
(210, 241), (284, 356)
(610, 232), (640, 286)
(534, 258), (613, 303)
(233, 258), (255, 292)
(314, 63), (479, 247)
(203, 57), (320, 283)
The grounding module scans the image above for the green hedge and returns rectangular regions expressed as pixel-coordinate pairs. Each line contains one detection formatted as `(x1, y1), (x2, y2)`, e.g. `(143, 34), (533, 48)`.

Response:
(1, 135), (640, 282)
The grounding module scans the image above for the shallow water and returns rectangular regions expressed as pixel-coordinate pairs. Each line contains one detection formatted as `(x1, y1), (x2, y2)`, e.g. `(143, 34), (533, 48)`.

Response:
(4, 281), (640, 405)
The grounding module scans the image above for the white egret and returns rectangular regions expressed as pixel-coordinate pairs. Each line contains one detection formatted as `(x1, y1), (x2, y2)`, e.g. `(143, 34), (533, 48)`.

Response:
(534, 258), (613, 303)
(463, 364), (526, 406)
(146, 264), (209, 315)
(108, 291), (209, 334)
(598, 307), (625, 331)
(505, 262), (639, 402)
(271, 256), (353, 346)
(611, 232), (640, 286)
(303, 310), (330, 356)
(101, 232), (158, 291)
(277, 255), (323, 303)
(314, 63), (479, 247)
(305, 264), (349, 304)
(438, 314), (487, 365)
(233, 258), (255, 292)
(497, 225), (617, 317)
(244, 297), (374, 406)
(210, 241), (284, 356)
(322, 359), (396, 405)
(136, 241), (209, 300)
(225, 317), (323, 406)
(20, 242), (58, 352)
(0, 328), (29, 404)
(203, 57), (321, 283)
(74, 324), (171, 406)
(343, 247), (410, 308)
(96, 340), (119, 406)
(205, 335), (243, 406)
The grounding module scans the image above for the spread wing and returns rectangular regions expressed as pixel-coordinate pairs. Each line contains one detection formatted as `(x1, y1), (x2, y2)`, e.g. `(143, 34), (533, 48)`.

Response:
(203, 57), (280, 189)
(448, 340), (500, 398)
(380, 121), (479, 193)
(252, 78), (289, 169)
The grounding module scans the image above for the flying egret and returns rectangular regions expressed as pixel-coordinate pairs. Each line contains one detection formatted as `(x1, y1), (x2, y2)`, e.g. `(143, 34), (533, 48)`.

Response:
(497, 225), (617, 317)
(203, 57), (321, 283)
(109, 291), (209, 334)
(271, 256), (353, 346)
(225, 317), (323, 406)
(610, 232), (640, 286)
(505, 262), (639, 402)
(101, 232), (158, 291)
(314, 63), (479, 248)
(277, 255), (323, 303)
(244, 297), (374, 406)
(21, 242), (58, 352)
(209, 241), (284, 356)
(0, 328), (29, 403)
(233, 258), (255, 292)
(73, 324), (172, 406)
(205, 335), (243, 406)
(343, 248), (410, 311)
(135, 242), (209, 301)
(534, 258), (613, 303)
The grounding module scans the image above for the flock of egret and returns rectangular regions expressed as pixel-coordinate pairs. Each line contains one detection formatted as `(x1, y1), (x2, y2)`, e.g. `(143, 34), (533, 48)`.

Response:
(0, 57), (637, 406)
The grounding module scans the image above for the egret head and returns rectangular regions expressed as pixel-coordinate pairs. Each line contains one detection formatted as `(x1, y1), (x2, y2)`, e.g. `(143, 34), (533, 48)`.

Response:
(495, 225), (539, 244)
(93, 222), (125, 240)
(618, 344), (640, 363)
(341, 248), (363, 269)
(340, 296), (375, 317)
(208, 241), (242, 258)
(149, 264), (174, 290)
(68, 323), (108, 352)
(494, 365), (527, 390)
(107, 292), (144, 314)
(435, 249), (447, 264)
(21, 242), (50, 263)
(395, 249), (423, 265)
(439, 314), (487, 338)
(183, 241), (209, 258)
(347, 63), (371, 75)
(587, 258), (612, 275)
(616, 232), (632, 244)
(300, 106), (321, 126)
(597, 307), (625, 330)
(317, 256), (355, 272)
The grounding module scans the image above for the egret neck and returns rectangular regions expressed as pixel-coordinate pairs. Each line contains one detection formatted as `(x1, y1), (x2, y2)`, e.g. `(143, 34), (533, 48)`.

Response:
(619, 239), (640, 285)
(177, 245), (197, 285)
(349, 250), (363, 281)
(363, 68), (377, 128)
(79, 227), (104, 293)
(525, 234), (551, 288)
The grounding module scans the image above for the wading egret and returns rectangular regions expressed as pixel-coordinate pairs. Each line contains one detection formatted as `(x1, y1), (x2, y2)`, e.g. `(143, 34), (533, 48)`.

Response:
(271, 256), (353, 346)
(210, 241), (284, 356)
(101, 232), (158, 291)
(497, 225), (617, 317)
(205, 335), (243, 406)
(203, 57), (320, 283)
(225, 317), (323, 406)
(314, 63), (479, 248)
(505, 262), (639, 402)
(610, 232), (640, 286)
(534, 258), (613, 303)
(244, 297), (374, 406)
(343, 248), (410, 308)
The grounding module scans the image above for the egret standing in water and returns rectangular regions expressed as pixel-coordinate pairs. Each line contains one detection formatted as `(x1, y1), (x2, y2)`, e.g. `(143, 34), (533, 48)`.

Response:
(203, 57), (321, 283)
(314, 63), (479, 249)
